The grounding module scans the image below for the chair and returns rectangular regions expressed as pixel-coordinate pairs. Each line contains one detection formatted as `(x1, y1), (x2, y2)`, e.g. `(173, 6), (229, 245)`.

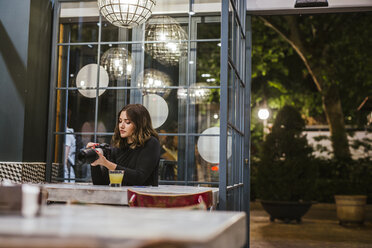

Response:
(127, 188), (213, 210)
(0, 162), (60, 183)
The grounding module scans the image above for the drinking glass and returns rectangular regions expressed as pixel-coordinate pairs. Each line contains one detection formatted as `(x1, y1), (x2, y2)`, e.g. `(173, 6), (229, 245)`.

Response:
(109, 170), (124, 187)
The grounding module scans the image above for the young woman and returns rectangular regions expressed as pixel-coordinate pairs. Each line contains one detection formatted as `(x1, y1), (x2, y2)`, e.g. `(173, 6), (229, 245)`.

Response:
(87, 104), (160, 186)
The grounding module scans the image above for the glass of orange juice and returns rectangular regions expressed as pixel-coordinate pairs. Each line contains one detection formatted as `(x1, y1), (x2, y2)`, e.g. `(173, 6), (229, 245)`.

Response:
(109, 170), (124, 187)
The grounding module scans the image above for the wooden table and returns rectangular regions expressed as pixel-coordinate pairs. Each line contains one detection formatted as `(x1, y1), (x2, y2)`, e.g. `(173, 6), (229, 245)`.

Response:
(0, 204), (246, 248)
(42, 183), (219, 208)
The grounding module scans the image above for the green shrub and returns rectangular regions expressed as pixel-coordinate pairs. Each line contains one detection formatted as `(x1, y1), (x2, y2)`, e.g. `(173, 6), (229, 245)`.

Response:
(256, 105), (317, 202)
(316, 158), (372, 203)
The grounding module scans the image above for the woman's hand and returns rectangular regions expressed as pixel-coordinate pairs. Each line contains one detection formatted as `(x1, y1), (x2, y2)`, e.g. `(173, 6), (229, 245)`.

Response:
(91, 149), (107, 167)
(90, 149), (118, 171)
(86, 142), (99, 149)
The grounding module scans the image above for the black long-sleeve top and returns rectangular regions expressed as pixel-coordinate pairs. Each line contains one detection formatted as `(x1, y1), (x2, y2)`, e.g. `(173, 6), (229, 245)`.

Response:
(91, 136), (160, 186)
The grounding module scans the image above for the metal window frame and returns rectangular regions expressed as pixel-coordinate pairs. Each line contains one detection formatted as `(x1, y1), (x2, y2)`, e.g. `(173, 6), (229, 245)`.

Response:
(46, 2), (251, 243)
(220, 0), (250, 245)
(46, 1), (228, 185)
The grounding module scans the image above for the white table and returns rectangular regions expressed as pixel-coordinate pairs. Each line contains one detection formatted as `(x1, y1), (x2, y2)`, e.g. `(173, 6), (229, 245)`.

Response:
(42, 183), (219, 208)
(0, 204), (246, 248)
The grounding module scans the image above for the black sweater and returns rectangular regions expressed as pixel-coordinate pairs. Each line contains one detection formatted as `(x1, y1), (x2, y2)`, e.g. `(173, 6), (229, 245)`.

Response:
(91, 137), (160, 186)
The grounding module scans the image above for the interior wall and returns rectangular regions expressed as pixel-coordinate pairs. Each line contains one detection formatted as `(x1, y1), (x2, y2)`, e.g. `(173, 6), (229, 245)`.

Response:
(0, 0), (52, 162)
(0, 0), (30, 161)
(22, 0), (53, 162)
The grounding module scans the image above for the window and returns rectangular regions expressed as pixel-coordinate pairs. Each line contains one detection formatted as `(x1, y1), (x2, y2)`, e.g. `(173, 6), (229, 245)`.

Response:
(49, 1), (225, 185)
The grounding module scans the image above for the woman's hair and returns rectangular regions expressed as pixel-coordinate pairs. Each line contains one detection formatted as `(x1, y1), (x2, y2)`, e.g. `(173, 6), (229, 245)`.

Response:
(112, 104), (159, 149)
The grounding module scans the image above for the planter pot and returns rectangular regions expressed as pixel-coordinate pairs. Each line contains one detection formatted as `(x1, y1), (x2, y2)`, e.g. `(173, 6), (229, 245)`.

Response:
(260, 200), (312, 223)
(334, 195), (367, 225)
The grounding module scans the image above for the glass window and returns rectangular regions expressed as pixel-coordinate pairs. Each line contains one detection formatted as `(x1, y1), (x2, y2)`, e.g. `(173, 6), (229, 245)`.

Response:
(196, 21), (220, 40)
(59, 18), (99, 43)
(56, 45), (99, 88)
(100, 44), (134, 87)
(194, 41), (221, 86)
(51, 1), (230, 185)
(193, 135), (220, 183)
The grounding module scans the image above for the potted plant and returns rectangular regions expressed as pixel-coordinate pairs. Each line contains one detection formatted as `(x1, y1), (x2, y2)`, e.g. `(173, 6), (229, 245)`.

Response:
(333, 159), (370, 226)
(256, 105), (317, 223)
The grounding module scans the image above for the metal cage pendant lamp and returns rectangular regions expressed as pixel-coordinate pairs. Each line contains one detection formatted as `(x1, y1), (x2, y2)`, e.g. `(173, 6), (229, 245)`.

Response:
(97, 0), (156, 28)
(145, 15), (188, 65)
(101, 47), (133, 81)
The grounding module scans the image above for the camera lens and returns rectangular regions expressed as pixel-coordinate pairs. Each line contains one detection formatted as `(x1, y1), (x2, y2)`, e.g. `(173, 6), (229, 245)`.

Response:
(77, 148), (99, 164)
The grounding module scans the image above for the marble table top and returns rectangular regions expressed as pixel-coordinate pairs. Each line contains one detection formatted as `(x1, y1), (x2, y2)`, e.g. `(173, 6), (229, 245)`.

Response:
(0, 204), (246, 248)
(42, 183), (219, 207)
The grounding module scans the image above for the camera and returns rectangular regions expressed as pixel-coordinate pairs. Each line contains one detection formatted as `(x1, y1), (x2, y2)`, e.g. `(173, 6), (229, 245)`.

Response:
(77, 143), (111, 164)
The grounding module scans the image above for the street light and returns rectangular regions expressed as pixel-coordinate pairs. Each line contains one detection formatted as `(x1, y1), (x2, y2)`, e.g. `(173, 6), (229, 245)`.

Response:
(258, 108), (269, 120)
(258, 108), (270, 139)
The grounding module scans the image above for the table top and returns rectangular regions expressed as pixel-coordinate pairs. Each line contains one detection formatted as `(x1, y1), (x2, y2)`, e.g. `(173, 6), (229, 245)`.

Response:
(0, 204), (246, 248)
(42, 183), (219, 207)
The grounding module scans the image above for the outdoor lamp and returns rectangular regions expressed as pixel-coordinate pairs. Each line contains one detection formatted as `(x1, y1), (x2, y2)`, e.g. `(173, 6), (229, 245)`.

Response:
(145, 16), (188, 66)
(294, 0), (328, 8)
(97, 0), (156, 28)
(101, 47), (132, 81)
(258, 108), (270, 120)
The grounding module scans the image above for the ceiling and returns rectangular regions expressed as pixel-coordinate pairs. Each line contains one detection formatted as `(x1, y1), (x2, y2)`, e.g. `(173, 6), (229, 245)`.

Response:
(60, 0), (372, 18)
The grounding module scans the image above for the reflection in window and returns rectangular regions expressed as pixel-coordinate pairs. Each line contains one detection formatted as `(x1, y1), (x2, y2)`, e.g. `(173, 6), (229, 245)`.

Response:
(145, 15), (188, 66)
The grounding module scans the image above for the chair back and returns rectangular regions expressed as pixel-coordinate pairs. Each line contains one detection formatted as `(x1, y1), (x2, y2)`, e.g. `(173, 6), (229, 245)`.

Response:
(127, 188), (213, 210)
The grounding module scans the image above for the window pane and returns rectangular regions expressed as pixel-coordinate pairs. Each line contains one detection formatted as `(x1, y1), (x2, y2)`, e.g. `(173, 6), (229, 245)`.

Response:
(101, 20), (133, 42)
(228, 66), (234, 123)
(59, 18), (99, 43)
(55, 89), (96, 134)
(194, 41), (220, 86)
(144, 41), (188, 86)
(145, 15), (189, 76)
(53, 133), (92, 183)
(144, 89), (187, 134)
(56, 45), (99, 88)
(97, 89), (140, 133)
(159, 135), (181, 181)
(227, 127), (233, 186)
(95, 135), (114, 145)
(197, 21), (220, 40)
(100, 44), (134, 87)
(189, 96), (220, 134)
(194, 135), (219, 183)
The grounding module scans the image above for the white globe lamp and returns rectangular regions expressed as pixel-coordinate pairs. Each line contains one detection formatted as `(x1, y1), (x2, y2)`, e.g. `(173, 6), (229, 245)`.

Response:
(258, 108), (270, 120)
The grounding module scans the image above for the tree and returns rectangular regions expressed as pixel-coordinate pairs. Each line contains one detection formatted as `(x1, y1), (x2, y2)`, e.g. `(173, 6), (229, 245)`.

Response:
(257, 105), (316, 201)
(252, 13), (372, 160)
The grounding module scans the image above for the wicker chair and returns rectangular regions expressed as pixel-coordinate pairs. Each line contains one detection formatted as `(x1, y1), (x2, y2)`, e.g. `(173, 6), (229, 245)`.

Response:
(0, 162), (59, 183)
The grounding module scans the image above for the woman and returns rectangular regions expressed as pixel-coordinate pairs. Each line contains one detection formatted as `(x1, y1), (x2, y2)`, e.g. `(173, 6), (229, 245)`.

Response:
(87, 104), (160, 186)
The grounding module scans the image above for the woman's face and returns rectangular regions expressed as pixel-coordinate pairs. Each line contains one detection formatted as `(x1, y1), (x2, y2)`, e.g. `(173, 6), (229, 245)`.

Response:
(118, 111), (135, 140)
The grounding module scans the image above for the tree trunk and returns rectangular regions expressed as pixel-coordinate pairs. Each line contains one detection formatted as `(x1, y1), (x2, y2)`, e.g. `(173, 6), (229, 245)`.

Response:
(260, 16), (351, 161)
(322, 85), (351, 160)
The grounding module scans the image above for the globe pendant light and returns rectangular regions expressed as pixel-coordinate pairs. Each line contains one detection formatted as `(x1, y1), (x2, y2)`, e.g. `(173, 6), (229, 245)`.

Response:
(97, 0), (156, 28)
(137, 68), (172, 97)
(177, 83), (211, 104)
(145, 16), (188, 65)
(101, 47), (132, 81)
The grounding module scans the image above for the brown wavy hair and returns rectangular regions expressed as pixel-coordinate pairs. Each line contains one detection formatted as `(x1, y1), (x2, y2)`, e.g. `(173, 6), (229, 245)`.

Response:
(112, 104), (159, 149)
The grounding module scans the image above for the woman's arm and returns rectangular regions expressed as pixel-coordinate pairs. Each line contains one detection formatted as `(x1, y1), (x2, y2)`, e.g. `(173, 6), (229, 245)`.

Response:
(116, 137), (160, 185)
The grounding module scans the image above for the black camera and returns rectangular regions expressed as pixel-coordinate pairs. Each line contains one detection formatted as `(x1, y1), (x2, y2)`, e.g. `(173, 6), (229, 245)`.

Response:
(77, 143), (111, 164)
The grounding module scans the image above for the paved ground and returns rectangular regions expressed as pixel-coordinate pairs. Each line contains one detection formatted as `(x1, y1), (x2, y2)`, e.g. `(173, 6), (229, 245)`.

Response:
(249, 202), (372, 248)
